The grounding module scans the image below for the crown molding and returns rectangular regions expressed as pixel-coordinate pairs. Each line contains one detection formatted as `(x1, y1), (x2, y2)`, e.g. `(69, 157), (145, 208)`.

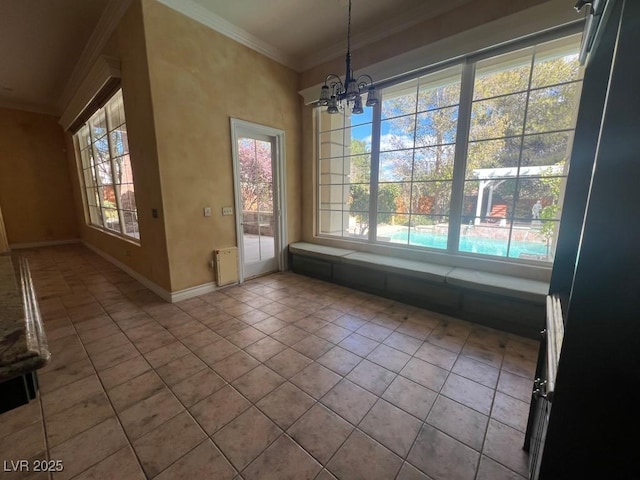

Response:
(155, 0), (300, 70)
(57, 0), (133, 114)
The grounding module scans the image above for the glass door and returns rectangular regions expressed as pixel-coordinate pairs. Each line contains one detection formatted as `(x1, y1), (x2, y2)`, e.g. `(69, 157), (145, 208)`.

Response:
(233, 125), (282, 280)
(239, 134), (277, 277)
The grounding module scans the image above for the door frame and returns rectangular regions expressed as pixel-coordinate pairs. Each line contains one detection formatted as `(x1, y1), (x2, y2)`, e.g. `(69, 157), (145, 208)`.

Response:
(230, 118), (287, 283)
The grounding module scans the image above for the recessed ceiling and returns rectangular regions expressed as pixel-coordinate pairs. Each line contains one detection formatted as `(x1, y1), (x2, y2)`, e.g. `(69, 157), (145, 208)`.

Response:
(188, 0), (474, 70)
(0, 0), (474, 115)
(0, 0), (109, 114)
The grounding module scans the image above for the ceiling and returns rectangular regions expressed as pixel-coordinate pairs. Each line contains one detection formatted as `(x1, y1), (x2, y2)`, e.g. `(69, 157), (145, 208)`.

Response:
(0, 0), (109, 115)
(187, 0), (474, 70)
(0, 0), (472, 116)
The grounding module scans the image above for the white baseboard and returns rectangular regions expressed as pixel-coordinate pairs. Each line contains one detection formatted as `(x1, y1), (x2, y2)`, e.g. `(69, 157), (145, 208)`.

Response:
(82, 241), (173, 302)
(81, 241), (225, 304)
(10, 239), (81, 249)
(170, 282), (221, 303)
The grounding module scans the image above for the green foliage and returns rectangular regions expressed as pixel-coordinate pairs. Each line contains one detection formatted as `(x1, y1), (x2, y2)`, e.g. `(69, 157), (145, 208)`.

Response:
(468, 56), (580, 173)
(102, 201), (118, 220)
(378, 184), (400, 223)
(349, 182), (398, 235)
(539, 165), (563, 240)
(380, 54), (579, 228)
(349, 184), (370, 235)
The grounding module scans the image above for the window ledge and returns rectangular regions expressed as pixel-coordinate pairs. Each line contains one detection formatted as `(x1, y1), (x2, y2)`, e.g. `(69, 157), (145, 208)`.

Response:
(289, 241), (548, 304)
(289, 242), (355, 261)
(86, 224), (141, 247)
(446, 267), (548, 303)
(342, 251), (454, 284)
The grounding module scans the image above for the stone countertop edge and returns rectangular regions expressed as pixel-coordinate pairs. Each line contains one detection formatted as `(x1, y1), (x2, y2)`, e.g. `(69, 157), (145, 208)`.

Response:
(0, 255), (51, 382)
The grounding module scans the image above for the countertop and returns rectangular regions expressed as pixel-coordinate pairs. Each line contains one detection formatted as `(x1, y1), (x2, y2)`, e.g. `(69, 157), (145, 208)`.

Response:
(0, 255), (50, 382)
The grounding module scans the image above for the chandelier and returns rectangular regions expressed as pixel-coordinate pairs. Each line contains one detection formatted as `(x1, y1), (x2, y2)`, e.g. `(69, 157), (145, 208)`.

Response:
(317, 0), (379, 115)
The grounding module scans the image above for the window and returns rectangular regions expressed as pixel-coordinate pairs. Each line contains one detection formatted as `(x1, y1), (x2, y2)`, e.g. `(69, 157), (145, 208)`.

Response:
(74, 89), (139, 240)
(318, 98), (373, 239)
(316, 34), (583, 263)
(377, 66), (462, 248)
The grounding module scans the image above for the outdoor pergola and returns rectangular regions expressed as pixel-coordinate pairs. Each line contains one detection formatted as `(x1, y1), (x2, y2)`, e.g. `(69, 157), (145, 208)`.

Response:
(472, 164), (565, 225)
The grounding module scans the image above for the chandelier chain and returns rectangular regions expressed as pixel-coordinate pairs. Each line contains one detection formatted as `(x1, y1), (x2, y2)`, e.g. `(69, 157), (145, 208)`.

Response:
(316, 0), (379, 114)
(347, 0), (352, 56)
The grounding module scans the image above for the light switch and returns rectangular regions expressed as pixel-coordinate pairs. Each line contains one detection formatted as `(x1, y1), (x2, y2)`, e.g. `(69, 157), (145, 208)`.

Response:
(222, 206), (233, 216)
(203, 207), (212, 217)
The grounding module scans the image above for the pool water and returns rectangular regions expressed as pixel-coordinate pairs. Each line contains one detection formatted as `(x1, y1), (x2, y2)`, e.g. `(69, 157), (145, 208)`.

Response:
(389, 231), (548, 258)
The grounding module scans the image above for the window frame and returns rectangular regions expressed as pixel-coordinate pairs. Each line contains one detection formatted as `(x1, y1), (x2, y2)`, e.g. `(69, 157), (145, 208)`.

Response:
(315, 26), (584, 269)
(74, 88), (140, 243)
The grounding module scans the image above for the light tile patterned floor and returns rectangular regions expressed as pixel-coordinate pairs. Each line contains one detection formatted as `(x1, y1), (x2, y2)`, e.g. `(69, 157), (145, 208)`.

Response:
(0, 245), (538, 479)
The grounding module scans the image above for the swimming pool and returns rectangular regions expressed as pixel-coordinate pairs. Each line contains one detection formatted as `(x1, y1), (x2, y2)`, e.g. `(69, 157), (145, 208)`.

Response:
(388, 230), (548, 258)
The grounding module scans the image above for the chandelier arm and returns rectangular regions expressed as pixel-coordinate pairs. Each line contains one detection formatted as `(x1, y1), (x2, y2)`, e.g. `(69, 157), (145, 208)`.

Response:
(324, 74), (344, 90)
(355, 74), (374, 89)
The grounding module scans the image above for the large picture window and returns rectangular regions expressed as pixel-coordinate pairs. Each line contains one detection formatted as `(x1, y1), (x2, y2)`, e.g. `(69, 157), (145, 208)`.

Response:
(74, 89), (139, 241)
(316, 34), (583, 263)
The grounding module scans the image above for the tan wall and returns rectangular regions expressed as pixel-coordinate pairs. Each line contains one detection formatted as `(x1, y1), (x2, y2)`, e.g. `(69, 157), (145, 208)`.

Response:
(64, 0), (172, 290)
(141, 0), (302, 291)
(0, 108), (78, 245)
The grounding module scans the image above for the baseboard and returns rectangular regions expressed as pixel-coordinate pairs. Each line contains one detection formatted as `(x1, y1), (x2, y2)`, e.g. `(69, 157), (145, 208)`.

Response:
(10, 239), (81, 249)
(81, 240), (225, 304)
(81, 241), (173, 303)
(170, 282), (221, 303)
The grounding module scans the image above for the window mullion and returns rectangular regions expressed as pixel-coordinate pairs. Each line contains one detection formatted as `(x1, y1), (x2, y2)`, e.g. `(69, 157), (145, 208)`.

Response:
(105, 119), (126, 235)
(104, 107), (126, 233)
(448, 61), (476, 253)
(368, 102), (382, 243)
(88, 126), (106, 228)
(506, 53), (537, 258)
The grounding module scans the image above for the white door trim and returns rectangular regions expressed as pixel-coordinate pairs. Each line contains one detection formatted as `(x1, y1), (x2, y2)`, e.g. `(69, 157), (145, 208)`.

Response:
(230, 118), (287, 283)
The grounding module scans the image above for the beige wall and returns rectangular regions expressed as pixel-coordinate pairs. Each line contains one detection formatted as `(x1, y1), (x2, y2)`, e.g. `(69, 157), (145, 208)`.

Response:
(141, 0), (302, 291)
(64, 0), (172, 291)
(0, 108), (78, 245)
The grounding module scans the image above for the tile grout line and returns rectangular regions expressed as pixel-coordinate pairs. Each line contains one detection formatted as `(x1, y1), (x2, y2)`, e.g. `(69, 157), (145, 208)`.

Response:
(26, 245), (537, 480)
(48, 260), (225, 479)
(92, 283), (250, 479)
(54, 270), (151, 479)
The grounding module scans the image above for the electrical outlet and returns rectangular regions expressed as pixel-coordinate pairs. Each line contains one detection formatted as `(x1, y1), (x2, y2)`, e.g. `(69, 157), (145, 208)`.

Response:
(222, 207), (233, 216)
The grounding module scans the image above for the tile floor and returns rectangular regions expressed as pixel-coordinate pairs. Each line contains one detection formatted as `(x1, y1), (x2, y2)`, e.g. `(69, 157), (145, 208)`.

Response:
(0, 245), (538, 479)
